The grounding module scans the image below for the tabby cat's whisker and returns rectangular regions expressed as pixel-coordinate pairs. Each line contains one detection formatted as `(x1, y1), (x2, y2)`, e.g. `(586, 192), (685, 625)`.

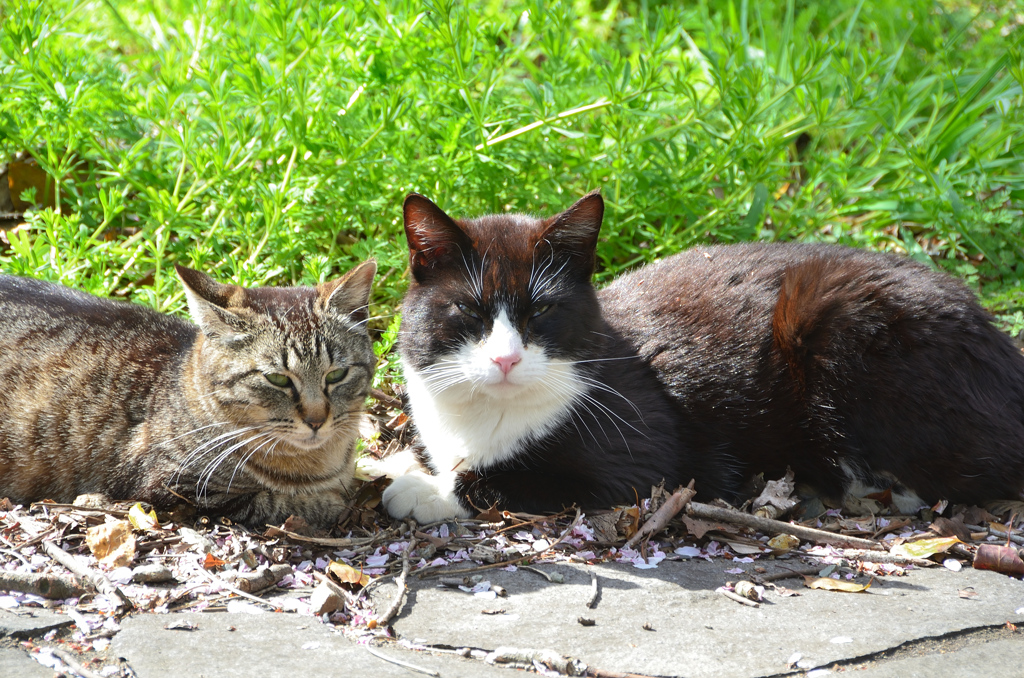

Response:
(198, 431), (277, 499)
(172, 426), (262, 485)
(155, 421), (232, 448)
(227, 434), (278, 493)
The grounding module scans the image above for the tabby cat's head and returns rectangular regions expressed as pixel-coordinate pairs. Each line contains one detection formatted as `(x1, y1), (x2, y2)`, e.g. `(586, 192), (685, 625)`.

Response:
(176, 261), (376, 454)
(399, 193), (605, 402)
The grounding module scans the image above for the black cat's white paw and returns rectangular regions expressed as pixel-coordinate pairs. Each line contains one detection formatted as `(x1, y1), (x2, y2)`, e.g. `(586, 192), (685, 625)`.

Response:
(382, 472), (470, 522)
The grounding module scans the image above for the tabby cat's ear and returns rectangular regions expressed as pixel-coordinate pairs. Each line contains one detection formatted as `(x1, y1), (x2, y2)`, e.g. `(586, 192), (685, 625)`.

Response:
(320, 259), (376, 325)
(541, 191), (604, 277)
(175, 264), (251, 344)
(403, 194), (472, 280)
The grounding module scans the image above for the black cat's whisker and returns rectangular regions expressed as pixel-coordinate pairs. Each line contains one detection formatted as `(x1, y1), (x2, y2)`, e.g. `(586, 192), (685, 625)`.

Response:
(529, 254), (570, 299)
(572, 373), (647, 422)
(568, 356), (644, 365)
(546, 372), (646, 451)
(460, 250), (484, 302)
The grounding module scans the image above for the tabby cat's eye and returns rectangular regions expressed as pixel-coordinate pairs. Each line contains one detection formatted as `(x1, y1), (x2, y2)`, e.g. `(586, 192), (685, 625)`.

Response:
(264, 373), (291, 388)
(325, 367), (350, 385)
(456, 302), (481, 319)
(531, 304), (552, 318)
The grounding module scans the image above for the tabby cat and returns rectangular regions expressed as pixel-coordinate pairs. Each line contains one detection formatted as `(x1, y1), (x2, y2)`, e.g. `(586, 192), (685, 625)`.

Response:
(0, 261), (376, 528)
(379, 192), (1024, 522)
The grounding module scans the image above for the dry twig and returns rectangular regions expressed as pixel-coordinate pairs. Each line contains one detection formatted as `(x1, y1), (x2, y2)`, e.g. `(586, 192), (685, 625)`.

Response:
(831, 549), (936, 567)
(625, 481), (696, 549)
(371, 388), (404, 411)
(50, 647), (105, 678)
(194, 566), (282, 610)
(41, 541), (133, 608)
(365, 645), (439, 677)
(586, 570), (600, 609)
(418, 509), (584, 580)
(0, 571), (87, 599)
(686, 502), (883, 550)
(718, 587), (760, 608)
(375, 521), (416, 626)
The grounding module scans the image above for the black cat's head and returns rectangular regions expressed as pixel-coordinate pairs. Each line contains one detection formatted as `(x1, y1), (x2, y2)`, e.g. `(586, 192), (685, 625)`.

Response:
(399, 192), (606, 403)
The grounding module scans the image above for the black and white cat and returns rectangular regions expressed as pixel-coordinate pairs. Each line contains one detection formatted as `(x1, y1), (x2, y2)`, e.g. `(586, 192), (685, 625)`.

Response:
(378, 192), (1024, 523)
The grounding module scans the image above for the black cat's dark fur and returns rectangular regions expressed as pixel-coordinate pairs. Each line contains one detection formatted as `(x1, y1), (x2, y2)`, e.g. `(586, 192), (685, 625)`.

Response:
(380, 192), (1024, 522)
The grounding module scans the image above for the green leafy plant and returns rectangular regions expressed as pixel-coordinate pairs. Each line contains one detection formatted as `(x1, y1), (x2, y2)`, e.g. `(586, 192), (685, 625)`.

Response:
(0, 0), (1020, 376)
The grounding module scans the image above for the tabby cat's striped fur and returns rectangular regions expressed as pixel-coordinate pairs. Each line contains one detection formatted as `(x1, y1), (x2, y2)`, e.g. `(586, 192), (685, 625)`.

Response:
(0, 262), (376, 528)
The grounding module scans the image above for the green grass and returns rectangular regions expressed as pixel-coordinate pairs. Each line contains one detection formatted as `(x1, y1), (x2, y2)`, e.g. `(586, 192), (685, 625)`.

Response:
(1, 0), (1022, 358)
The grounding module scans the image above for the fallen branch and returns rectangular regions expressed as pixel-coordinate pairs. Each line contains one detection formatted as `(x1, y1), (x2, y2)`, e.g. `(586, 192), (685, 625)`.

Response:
(195, 566), (282, 610)
(376, 521), (416, 626)
(365, 646), (439, 677)
(264, 525), (370, 548)
(371, 388), (404, 411)
(717, 587), (760, 608)
(752, 566), (821, 583)
(966, 523), (1024, 546)
(520, 566), (563, 583)
(50, 647), (105, 678)
(625, 481), (696, 549)
(832, 549), (936, 567)
(229, 563), (293, 593)
(418, 509), (583, 580)
(686, 502), (883, 550)
(0, 571), (88, 599)
(41, 541), (133, 608)
(485, 647), (586, 676)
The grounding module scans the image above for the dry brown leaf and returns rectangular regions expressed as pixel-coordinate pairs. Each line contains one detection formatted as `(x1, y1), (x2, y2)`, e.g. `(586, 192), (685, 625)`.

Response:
(619, 507), (640, 540)
(281, 514), (311, 535)
(682, 516), (730, 540)
(752, 468), (796, 518)
(128, 503), (159, 531)
(890, 537), (961, 560)
(202, 553), (227, 569)
(804, 576), (873, 593)
(724, 540), (765, 555)
(475, 506), (505, 523)
(973, 544), (1024, 577)
(929, 517), (973, 542)
(767, 534), (800, 554)
(328, 560), (370, 587)
(958, 588), (979, 599)
(587, 512), (620, 542)
(85, 520), (135, 568)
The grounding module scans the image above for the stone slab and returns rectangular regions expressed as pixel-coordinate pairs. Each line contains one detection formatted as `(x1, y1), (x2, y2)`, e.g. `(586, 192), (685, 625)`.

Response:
(385, 560), (1024, 677)
(111, 611), (513, 678)
(843, 636), (1024, 678)
(0, 647), (52, 678)
(0, 609), (72, 639)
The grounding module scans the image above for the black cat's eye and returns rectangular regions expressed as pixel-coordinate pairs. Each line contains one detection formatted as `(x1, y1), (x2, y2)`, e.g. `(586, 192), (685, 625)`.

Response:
(455, 302), (481, 320)
(264, 372), (291, 388)
(531, 304), (553, 318)
(325, 367), (350, 385)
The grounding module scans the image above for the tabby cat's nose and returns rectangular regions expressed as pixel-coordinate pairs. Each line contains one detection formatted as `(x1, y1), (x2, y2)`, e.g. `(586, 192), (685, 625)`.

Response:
(304, 413), (327, 431)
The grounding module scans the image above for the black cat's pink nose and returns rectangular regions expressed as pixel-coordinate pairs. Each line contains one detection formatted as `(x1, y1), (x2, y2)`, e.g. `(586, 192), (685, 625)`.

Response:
(492, 354), (521, 374)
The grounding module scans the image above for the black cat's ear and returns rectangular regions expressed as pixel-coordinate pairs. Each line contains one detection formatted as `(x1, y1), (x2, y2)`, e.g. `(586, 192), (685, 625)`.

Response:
(403, 194), (471, 279)
(541, 191), (603, 275)
(175, 264), (251, 344)
(320, 259), (376, 326)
